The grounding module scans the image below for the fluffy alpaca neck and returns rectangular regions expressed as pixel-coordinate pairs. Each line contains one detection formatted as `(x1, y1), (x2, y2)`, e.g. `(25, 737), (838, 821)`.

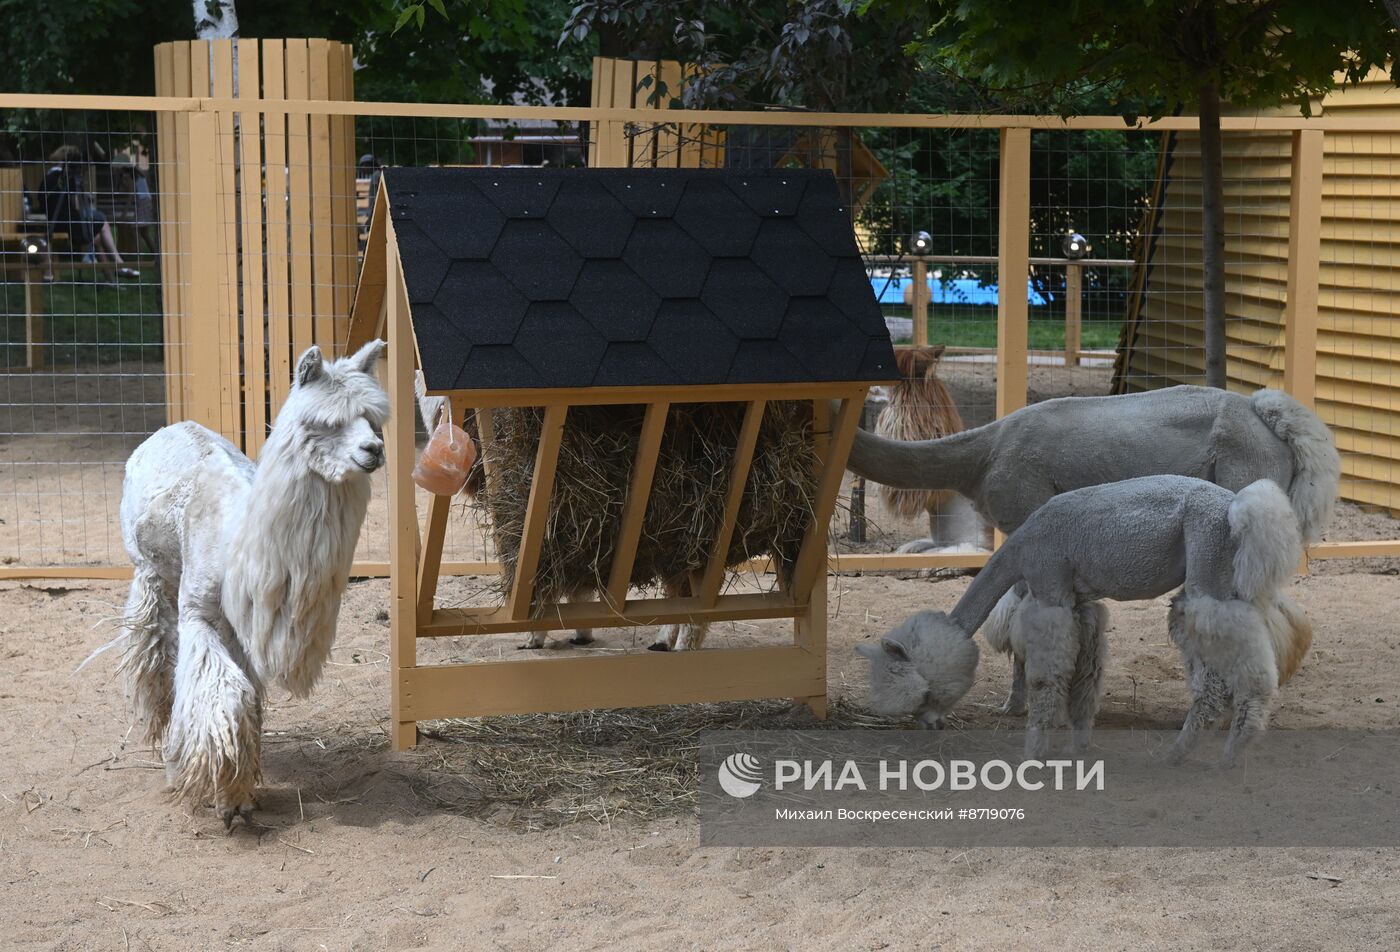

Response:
(846, 424), (989, 497)
(948, 546), (1022, 635)
(222, 436), (370, 697)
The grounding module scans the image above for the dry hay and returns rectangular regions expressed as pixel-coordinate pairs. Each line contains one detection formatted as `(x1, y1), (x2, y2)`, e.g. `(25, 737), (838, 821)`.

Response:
(476, 402), (819, 607)
(420, 698), (887, 830)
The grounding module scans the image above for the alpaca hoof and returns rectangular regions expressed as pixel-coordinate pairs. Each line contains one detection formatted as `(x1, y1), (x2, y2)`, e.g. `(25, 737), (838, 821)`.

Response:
(569, 634), (595, 646)
(647, 642), (669, 652)
(1000, 699), (1027, 717)
(517, 642), (545, 651)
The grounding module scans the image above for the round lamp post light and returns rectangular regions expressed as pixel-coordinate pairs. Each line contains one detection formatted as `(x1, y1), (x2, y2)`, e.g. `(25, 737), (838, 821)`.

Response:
(910, 230), (932, 254)
(1062, 231), (1090, 260)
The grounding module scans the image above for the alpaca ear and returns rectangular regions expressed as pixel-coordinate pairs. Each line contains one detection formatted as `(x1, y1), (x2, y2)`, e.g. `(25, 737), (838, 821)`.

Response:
(880, 637), (911, 662)
(295, 346), (325, 387)
(350, 338), (387, 375)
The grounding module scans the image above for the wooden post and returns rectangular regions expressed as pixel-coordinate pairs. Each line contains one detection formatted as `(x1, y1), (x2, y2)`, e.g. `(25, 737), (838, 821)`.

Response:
(996, 127), (1031, 419)
(1064, 262), (1082, 367)
(22, 268), (43, 371)
(1284, 128), (1323, 410)
(605, 401), (669, 608)
(187, 112), (224, 433)
(793, 399), (834, 719)
(385, 232), (420, 751)
(698, 400), (767, 607)
(506, 405), (568, 621)
(417, 490), (452, 626)
(911, 258), (929, 347)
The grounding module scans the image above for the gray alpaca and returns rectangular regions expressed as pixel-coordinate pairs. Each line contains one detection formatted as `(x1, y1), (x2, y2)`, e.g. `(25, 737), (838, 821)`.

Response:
(858, 475), (1313, 766)
(846, 385), (1338, 713)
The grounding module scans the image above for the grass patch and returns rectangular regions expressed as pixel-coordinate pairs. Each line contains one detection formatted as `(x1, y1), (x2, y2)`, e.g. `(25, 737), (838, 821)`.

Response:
(1, 265), (164, 367)
(885, 304), (1122, 351)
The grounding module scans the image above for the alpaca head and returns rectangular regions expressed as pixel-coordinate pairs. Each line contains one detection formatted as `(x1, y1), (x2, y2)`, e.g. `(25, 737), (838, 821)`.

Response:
(856, 610), (978, 729)
(271, 341), (391, 483)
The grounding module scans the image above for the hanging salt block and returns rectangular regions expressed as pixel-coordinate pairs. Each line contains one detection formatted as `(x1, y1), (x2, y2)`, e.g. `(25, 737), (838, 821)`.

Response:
(412, 419), (477, 495)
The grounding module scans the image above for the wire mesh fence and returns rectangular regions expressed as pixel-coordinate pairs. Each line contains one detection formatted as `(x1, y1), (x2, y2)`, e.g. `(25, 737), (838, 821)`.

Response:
(1, 94), (1397, 577)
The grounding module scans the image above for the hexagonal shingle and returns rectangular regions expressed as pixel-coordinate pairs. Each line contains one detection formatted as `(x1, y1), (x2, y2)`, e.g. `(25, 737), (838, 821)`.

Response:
(602, 175), (685, 219)
(490, 220), (583, 300)
(455, 344), (545, 390)
(409, 303), (471, 387)
(513, 302), (608, 388)
(473, 173), (562, 219)
(392, 220), (451, 303)
(646, 300), (741, 385)
(700, 259), (787, 339)
(593, 342), (678, 387)
(568, 260), (661, 342)
(750, 218), (836, 297)
(434, 261), (530, 345)
(793, 178), (859, 256)
(726, 339), (809, 384)
(723, 172), (807, 217)
(824, 257), (888, 337)
(407, 183), (506, 260)
(672, 177), (761, 257)
(780, 297), (871, 380)
(622, 220), (710, 299)
(549, 177), (636, 258)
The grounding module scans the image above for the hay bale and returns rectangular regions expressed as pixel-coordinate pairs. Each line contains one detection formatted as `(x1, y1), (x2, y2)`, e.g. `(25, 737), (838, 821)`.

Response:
(475, 402), (818, 609)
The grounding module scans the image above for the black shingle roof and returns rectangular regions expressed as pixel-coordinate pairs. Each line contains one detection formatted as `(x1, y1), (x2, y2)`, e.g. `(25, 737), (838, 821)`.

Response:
(383, 167), (896, 391)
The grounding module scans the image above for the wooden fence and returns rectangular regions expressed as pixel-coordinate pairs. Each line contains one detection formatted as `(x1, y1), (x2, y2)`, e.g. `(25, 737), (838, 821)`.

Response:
(2, 92), (1400, 578)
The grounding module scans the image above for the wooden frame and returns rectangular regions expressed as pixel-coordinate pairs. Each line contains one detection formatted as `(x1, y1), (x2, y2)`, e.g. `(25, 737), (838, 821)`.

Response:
(377, 194), (868, 748)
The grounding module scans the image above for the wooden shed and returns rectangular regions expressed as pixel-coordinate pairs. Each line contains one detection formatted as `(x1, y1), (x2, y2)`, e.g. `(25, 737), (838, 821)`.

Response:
(352, 166), (897, 749)
(1115, 71), (1400, 514)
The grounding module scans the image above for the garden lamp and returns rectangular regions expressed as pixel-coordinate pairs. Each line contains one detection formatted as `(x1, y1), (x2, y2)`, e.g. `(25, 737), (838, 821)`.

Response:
(910, 230), (932, 254)
(1062, 231), (1090, 260)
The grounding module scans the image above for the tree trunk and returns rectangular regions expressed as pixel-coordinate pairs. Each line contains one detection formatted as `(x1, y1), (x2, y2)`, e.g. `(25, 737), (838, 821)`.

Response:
(1198, 80), (1227, 389)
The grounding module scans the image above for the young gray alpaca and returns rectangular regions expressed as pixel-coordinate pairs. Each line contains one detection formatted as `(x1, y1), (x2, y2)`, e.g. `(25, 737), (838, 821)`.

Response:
(107, 342), (389, 828)
(846, 385), (1338, 714)
(857, 475), (1312, 766)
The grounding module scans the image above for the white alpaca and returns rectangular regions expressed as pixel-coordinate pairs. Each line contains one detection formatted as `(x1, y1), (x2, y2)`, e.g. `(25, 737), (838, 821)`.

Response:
(858, 475), (1312, 766)
(845, 385), (1339, 712)
(111, 342), (388, 826)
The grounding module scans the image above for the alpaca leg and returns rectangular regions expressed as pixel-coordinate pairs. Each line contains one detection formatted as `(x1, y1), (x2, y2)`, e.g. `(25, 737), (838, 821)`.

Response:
(1016, 599), (1077, 760)
(673, 621), (710, 651)
(1067, 601), (1109, 752)
(520, 630), (547, 649)
(117, 569), (178, 748)
(984, 584), (1026, 715)
(1221, 689), (1274, 768)
(164, 610), (262, 827)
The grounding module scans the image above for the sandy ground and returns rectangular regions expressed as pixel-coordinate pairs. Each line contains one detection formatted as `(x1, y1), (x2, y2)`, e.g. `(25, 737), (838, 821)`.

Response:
(4, 563), (1400, 951)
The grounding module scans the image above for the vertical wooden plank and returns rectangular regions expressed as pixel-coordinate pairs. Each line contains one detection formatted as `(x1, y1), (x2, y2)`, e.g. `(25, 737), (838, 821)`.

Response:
(1064, 262), (1082, 368)
(507, 405), (569, 621)
(911, 258), (929, 347)
(236, 39), (267, 456)
(1284, 128), (1323, 410)
(793, 398), (832, 718)
(308, 39), (336, 356)
(284, 40), (315, 364)
(152, 44), (184, 422)
(607, 59), (634, 167)
(604, 401), (669, 608)
(698, 400), (766, 607)
(187, 113), (224, 432)
(261, 40), (292, 416)
(385, 222), (419, 750)
(338, 43), (358, 354)
(210, 39), (242, 446)
(655, 60), (683, 168)
(23, 270), (44, 371)
(172, 41), (195, 416)
(326, 42), (353, 355)
(789, 389), (866, 600)
(587, 55), (608, 167)
(996, 127), (1031, 419)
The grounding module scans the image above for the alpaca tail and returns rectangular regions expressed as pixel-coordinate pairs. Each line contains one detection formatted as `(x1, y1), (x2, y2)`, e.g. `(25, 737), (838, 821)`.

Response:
(1228, 479), (1304, 604)
(1249, 389), (1341, 542)
(1260, 594), (1313, 685)
(78, 568), (173, 748)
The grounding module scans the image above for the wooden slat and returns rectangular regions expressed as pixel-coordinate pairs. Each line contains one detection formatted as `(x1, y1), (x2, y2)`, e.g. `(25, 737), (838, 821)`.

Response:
(384, 217), (420, 751)
(152, 43), (183, 422)
(654, 60), (683, 168)
(284, 40), (315, 361)
(210, 39), (242, 446)
(793, 397), (831, 717)
(326, 42), (351, 353)
(506, 404), (568, 620)
(996, 126), (1030, 418)
(587, 55), (609, 166)
(261, 40), (293, 415)
(1284, 128), (1324, 409)
(424, 591), (798, 636)
(236, 38), (268, 455)
(346, 187), (388, 352)
(172, 42), (195, 416)
(424, 381), (892, 408)
(185, 112), (224, 431)
(416, 489), (453, 625)
(605, 401), (668, 607)
(397, 645), (824, 721)
(698, 399), (766, 607)
(307, 38), (336, 355)
(789, 389), (867, 599)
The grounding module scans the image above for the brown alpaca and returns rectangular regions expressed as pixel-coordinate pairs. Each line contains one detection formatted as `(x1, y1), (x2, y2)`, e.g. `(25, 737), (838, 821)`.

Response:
(873, 345), (988, 552)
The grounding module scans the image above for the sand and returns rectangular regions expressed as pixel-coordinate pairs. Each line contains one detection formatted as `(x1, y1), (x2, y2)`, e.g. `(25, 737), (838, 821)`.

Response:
(4, 562), (1400, 951)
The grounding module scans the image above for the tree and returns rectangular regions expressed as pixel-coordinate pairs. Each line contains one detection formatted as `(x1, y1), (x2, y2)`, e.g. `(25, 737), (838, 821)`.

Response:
(904, 0), (1400, 388)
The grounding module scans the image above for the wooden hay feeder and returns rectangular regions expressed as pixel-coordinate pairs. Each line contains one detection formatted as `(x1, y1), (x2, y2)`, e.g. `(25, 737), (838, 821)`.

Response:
(351, 166), (897, 749)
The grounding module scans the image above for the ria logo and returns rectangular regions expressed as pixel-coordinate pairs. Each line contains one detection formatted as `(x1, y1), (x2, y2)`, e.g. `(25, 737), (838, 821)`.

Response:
(717, 752), (764, 799)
